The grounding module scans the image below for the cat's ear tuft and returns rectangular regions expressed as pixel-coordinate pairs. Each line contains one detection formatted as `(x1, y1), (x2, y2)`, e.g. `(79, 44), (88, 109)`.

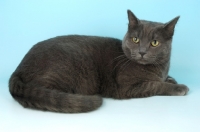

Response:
(127, 10), (139, 28)
(164, 16), (180, 37)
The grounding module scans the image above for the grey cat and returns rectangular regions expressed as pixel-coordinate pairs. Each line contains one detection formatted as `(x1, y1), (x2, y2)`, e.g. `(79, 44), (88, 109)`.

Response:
(9, 10), (189, 113)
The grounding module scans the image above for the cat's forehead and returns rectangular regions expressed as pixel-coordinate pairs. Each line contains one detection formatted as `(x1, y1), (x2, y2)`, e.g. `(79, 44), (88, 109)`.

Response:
(140, 20), (164, 27)
(129, 20), (164, 38)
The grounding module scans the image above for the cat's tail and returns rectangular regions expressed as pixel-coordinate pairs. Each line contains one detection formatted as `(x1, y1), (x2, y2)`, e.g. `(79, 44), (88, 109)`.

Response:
(9, 75), (103, 113)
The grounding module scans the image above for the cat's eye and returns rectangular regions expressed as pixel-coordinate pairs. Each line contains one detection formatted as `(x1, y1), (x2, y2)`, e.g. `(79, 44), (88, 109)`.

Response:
(132, 37), (140, 44)
(151, 40), (159, 47)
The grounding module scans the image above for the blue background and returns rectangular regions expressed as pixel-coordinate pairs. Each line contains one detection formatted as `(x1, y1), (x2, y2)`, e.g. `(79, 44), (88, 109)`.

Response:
(1, 0), (200, 132)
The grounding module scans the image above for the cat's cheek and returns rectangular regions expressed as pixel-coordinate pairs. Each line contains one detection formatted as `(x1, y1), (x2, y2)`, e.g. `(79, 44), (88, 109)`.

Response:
(124, 41), (133, 49)
(123, 41), (134, 51)
(122, 44), (132, 59)
(163, 48), (169, 54)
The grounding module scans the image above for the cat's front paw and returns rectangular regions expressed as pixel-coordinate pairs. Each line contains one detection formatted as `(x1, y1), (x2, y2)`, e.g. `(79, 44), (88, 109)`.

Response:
(173, 84), (189, 96)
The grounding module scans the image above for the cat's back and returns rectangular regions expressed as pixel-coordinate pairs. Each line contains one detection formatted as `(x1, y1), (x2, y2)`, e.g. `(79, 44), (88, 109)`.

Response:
(33, 35), (121, 50)
(15, 35), (122, 74)
(24, 35), (121, 60)
(25, 35), (121, 63)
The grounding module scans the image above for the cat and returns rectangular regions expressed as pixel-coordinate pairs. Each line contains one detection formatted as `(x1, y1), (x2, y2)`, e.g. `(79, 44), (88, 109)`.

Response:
(9, 10), (189, 113)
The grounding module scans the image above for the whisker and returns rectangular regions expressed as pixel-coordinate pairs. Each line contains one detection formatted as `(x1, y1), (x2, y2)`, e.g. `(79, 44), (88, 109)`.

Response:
(112, 58), (128, 73)
(119, 59), (131, 73)
(108, 54), (126, 66)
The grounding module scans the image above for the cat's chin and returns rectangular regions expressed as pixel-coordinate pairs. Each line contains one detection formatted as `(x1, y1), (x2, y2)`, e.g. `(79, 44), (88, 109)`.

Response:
(135, 59), (150, 65)
(137, 61), (149, 65)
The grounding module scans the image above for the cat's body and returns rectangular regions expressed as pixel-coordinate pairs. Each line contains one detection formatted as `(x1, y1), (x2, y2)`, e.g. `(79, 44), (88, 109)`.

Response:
(9, 10), (189, 113)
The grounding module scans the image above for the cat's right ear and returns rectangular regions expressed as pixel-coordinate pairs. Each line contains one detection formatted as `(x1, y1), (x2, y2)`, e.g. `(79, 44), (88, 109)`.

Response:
(127, 10), (140, 28)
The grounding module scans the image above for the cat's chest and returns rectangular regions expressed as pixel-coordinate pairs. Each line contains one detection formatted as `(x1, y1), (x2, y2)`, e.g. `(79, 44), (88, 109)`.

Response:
(116, 63), (168, 85)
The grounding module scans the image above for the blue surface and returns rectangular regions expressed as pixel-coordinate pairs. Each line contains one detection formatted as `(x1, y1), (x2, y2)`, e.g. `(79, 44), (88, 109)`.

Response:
(1, 0), (200, 132)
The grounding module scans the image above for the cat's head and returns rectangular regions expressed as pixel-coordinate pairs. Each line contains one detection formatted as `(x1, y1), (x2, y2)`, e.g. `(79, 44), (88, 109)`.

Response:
(122, 10), (179, 65)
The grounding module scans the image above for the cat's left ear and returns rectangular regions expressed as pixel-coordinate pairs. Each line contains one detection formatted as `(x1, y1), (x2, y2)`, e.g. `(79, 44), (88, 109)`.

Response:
(164, 16), (180, 37)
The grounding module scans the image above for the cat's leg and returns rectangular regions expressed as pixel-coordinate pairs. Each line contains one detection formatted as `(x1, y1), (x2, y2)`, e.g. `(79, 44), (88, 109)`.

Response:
(114, 82), (189, 99)
(165, 76), (177, 84)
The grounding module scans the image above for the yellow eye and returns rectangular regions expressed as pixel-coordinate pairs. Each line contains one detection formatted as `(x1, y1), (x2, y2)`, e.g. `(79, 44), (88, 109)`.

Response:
(151, 40), (159, 47)
(132, 37), (140, 44)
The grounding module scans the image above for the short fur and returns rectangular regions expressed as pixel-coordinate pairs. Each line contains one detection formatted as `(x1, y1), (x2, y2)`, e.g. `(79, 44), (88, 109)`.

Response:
(9, 10), (189, 113)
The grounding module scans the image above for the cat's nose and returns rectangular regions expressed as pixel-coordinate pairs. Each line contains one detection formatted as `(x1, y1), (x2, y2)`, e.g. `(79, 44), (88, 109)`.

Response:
(139, 52), (146, 57)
